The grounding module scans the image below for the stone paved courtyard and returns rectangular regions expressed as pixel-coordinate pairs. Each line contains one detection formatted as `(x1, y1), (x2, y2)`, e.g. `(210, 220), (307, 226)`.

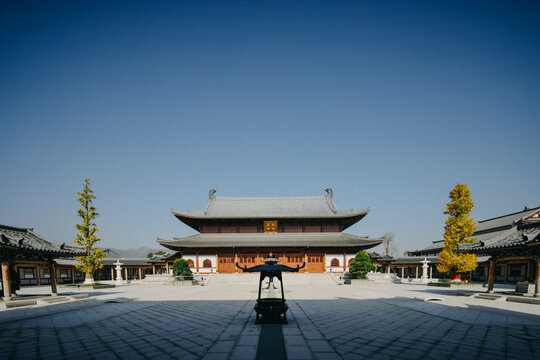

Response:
(1, 274), (539, 360)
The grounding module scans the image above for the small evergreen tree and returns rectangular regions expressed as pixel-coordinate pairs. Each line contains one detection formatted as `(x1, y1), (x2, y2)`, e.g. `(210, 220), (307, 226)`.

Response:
(437, 184), (478, 275)
(74, 178), (105, 284)
(349, 251), (376, 279)
(172, 259), (193, 277)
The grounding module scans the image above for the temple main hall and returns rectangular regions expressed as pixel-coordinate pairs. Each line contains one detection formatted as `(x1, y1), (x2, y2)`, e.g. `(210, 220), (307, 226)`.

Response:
(158, 189), (385, 273)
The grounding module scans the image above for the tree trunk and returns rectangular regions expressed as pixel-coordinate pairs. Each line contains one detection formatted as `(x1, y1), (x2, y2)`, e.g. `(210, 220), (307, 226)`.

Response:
(83, 272), (94, 285)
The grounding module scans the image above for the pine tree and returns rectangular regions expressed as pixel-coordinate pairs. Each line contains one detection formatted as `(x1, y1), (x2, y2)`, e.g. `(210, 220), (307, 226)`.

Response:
(74, 178), (105, 284)
(437, 184), (478, 275)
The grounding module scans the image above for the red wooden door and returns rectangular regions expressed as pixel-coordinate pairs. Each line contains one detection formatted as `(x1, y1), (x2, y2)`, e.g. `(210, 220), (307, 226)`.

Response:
(218, 254), (235, 273)
(285, 253), (305, 272)
(307, 254), (325, 273)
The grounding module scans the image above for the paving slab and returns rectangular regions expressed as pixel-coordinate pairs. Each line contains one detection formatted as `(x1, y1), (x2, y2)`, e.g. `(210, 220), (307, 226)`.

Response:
(1, 275), (539, 359)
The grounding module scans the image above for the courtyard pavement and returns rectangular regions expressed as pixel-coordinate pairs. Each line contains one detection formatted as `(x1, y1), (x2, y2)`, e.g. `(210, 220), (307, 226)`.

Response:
(1, 274), (539, 360)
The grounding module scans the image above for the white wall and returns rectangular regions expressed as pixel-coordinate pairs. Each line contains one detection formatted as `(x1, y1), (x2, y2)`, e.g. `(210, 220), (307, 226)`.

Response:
(326, 254), (344, 272)
(197, 255), (217, 273)
(182, 255), (197, 271)
(181, 254), (217, 274)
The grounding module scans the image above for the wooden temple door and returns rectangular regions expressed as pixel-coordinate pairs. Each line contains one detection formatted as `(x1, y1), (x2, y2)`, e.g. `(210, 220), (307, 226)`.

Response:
(285, 253), (305, 273)
(218, 254), (235, 273)
(237, 254), (256, 272)
(307, 254), (325, 273)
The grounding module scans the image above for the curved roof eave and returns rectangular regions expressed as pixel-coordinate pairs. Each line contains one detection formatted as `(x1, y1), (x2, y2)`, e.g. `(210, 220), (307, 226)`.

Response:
(171, 208), (370, 220)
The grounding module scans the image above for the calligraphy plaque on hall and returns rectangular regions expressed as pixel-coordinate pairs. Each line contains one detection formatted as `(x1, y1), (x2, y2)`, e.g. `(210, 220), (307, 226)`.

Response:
(264, 221), (278, 233)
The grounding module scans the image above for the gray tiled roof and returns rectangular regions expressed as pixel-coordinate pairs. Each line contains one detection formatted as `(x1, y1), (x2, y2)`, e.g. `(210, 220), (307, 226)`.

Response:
(460, 223), (540, 252)
(391, 256), (441, 265)
(475, 207), (540, 233)
(56, 257), (156, 266)
(409, 240), (445, 254)
(147, 251), (180, 263)
(101, 258), (152, 266)
(391, 255), (490, 265)
(157, 232), (384, 249)
(0, 224), (85, 257)
(173, 188), (369, 219)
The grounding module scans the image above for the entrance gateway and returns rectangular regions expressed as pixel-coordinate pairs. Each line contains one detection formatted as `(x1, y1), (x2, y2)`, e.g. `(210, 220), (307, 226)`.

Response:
(158, 189), (386, 273)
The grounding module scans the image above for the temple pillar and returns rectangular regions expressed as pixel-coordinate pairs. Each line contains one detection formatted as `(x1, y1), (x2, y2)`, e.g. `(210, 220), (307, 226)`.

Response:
(124, 268), (127, 280)
(111, 268), (114, 280)
(49, 261), (58, 296)
(196, 252), (199, 274)
(1, 262), (12, 300)
(139, 268), (142, 280)
(534, 258), (540, 297)
(386, 264), (390, 273)
(487, 259), (496, 293)
(430, 265), (433, 279)
(416, 266), (419, 279)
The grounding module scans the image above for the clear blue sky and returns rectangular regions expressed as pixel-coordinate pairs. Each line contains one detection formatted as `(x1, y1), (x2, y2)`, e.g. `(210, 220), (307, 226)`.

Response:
(1, 1), (539, 253)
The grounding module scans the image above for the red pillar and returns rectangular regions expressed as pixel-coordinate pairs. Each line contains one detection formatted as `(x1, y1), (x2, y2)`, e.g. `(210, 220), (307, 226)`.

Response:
(1, 262), (11, 299)
(487, 259), (496, 293)
(49, 261), (58, 296)
(534, 258), (539, 297)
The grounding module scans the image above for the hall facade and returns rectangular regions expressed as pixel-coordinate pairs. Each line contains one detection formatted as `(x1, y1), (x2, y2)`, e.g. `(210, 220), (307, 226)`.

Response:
(158, 189), (385, 273)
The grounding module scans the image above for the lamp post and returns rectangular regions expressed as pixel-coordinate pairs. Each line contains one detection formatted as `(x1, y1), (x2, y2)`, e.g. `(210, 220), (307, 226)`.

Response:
(114, 260), (124, 286)
(421, 258), (430, 284)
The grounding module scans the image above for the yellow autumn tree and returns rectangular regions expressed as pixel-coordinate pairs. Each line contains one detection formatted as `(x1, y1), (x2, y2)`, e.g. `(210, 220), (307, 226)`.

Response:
(437, 184), (478, 274)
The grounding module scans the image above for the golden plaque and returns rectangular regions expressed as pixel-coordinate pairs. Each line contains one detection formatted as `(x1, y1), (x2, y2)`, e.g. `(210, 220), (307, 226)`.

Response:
(264, 221), (278, 233)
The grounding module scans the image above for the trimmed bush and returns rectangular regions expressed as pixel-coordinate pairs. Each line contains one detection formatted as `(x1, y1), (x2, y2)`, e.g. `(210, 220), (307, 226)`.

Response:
(172, 259), (193, 277)
(349, 251), (376, 279)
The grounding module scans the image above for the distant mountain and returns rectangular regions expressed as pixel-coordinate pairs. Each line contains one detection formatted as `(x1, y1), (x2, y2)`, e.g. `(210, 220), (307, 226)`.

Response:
(106, 247), (163, 258)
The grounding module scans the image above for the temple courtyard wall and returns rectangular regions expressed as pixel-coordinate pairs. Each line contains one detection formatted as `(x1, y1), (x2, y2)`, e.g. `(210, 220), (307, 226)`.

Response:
(1, 274), (539, 360)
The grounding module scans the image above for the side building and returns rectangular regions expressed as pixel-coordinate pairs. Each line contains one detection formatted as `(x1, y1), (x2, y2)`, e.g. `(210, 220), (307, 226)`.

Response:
(158, 189), (385, 273)
(395, 206), (540, 288)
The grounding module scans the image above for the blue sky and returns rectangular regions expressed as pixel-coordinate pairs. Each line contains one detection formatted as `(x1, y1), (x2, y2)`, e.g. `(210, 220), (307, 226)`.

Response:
(1, 1), (539, 253)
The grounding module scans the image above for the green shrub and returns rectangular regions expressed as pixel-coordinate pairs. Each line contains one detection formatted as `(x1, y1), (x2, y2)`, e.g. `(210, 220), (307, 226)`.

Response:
(349, 251), (376, 279)
(172, 259), (193, 276)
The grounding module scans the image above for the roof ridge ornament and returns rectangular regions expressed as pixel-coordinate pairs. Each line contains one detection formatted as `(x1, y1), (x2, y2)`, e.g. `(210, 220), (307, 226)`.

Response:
(204, 189), (217, 215)
(325, 188), (338, 214)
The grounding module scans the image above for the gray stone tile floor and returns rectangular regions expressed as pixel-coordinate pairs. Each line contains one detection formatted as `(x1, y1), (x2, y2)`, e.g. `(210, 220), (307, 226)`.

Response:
(1, 274), (539, 359)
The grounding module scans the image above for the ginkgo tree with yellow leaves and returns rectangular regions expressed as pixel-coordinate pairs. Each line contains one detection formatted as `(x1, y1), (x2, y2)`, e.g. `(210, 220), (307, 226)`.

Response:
(74, 178), (105, 284)
(437, 184), (478, 277)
